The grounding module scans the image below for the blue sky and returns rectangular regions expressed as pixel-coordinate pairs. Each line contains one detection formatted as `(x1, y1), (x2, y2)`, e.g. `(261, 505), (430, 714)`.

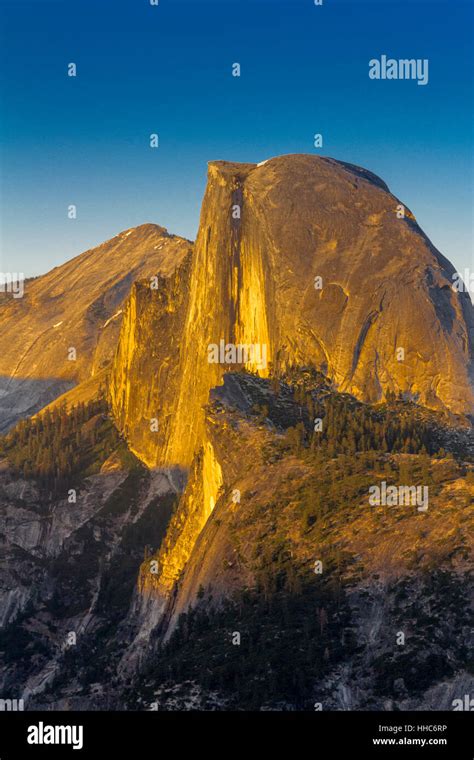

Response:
(0, 0), (472, 277)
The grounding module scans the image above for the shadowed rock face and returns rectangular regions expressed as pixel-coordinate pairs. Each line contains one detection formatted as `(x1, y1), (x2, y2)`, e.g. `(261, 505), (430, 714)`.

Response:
(110, 154), (474, 469)
(0, 224), (192, 431)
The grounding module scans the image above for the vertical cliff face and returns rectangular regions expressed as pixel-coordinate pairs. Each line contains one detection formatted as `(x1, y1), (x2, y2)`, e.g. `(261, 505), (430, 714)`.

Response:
(109, 254), (192, 468)
(110, 155), (474, 475)
(163, 161), (273, 466)
(110, 162), (275, 469)
(138, 437), (223, 598)
(129, 434), (223, 663)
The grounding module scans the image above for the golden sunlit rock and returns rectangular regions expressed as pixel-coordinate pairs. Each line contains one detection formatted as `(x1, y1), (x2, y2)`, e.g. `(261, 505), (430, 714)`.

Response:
(110, 155), (474, 474)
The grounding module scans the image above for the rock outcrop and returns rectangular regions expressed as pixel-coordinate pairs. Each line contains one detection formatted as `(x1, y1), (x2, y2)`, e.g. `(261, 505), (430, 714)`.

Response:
(0, 224), (191, 432)
(109, 155), (474, 473)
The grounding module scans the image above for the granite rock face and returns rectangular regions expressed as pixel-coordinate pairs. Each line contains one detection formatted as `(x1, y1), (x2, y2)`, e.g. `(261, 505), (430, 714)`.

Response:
(0, 224), (191, 432)
(110, 155), (474, 470)
(109, 254), (192, 467)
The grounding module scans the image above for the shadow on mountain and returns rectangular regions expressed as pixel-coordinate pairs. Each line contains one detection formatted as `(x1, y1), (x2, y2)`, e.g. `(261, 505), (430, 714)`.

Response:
(0, 375), (76, 433)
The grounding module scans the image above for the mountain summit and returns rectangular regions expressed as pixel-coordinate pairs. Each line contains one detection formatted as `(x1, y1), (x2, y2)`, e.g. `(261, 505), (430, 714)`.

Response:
(0, 224), (191, 431)
(110, 154), (474, 469)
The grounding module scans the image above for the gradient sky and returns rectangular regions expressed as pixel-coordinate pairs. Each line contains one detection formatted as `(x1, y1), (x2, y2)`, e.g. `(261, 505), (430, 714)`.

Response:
(0, 0), (473, 277)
